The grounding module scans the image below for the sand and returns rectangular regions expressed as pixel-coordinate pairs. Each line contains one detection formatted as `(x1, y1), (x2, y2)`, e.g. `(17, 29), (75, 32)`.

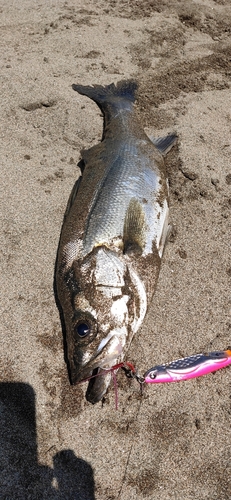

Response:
(0, 0), (231, 498)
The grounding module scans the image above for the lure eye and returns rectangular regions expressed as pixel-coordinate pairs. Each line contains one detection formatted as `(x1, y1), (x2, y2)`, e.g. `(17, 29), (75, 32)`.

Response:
(75, 322), (91, 338)
(149, 370), (157, 380)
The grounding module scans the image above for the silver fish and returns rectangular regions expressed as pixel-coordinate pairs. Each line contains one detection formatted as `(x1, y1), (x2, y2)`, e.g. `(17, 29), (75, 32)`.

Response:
(55, 80), (176, 404)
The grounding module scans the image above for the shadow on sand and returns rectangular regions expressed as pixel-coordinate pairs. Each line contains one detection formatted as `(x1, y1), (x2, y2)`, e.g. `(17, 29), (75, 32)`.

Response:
(0, 382), (95, 499)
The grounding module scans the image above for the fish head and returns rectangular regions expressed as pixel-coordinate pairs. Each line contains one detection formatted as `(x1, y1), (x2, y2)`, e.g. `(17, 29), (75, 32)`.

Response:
(60, 246), (147, 403)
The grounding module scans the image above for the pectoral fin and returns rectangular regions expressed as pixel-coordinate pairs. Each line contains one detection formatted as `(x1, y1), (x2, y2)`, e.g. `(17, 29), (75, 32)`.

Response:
(123, 199), (146, 255)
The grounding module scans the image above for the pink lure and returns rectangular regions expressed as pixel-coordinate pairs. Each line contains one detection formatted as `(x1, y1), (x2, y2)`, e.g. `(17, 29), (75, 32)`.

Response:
(144, 350), (231, 384)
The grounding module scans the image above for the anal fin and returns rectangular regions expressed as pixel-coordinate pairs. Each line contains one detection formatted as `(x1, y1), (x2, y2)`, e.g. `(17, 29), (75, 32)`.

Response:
(64, 175), (82, 218)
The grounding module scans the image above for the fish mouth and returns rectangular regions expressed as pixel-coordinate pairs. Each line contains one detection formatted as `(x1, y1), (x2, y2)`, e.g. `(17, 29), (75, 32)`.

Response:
(72, 365), (113, 404)
(70, 335), (124, 403)
(86, 368), (112, 404)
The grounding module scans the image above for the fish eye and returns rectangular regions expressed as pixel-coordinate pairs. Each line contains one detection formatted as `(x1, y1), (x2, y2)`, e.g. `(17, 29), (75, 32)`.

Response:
(75, 322), (91, 338)
(149, 370), (157, 380)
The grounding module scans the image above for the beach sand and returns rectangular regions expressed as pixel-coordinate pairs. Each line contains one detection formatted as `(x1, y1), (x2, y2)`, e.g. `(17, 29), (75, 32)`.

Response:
(0, 0), (231, 498)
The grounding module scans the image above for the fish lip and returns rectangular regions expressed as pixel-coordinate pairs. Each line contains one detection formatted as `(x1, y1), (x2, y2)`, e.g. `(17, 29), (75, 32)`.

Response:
(70, 368), (93, 385)
(70, 336), (122, 385)
(85, 368), (112, 404)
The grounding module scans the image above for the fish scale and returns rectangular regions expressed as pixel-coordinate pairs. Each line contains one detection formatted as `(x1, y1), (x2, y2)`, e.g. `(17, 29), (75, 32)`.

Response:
(82, 135), (161, 257)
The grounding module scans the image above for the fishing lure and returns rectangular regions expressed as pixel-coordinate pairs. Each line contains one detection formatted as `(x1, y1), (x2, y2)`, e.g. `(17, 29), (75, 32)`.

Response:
(143, 349), (231, 384)
(77, 350), (231, 407)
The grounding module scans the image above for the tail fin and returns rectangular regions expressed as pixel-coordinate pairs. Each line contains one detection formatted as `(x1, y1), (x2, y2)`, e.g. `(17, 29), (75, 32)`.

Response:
(72, 80), (138, 111)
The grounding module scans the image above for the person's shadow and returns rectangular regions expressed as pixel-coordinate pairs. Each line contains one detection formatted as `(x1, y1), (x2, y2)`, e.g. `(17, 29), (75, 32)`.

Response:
(0, 382), (95, 499)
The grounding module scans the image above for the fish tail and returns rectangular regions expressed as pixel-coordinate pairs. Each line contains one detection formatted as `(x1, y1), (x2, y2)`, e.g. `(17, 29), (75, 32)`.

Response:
(72, 80), (138, 112)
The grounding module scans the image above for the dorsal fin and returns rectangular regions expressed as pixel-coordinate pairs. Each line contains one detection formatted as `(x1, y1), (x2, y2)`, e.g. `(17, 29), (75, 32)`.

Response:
(149, 134), (177, 155)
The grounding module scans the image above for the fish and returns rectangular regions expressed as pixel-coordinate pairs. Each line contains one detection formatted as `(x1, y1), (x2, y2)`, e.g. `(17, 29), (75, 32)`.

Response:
(55, 80), (177, 404)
